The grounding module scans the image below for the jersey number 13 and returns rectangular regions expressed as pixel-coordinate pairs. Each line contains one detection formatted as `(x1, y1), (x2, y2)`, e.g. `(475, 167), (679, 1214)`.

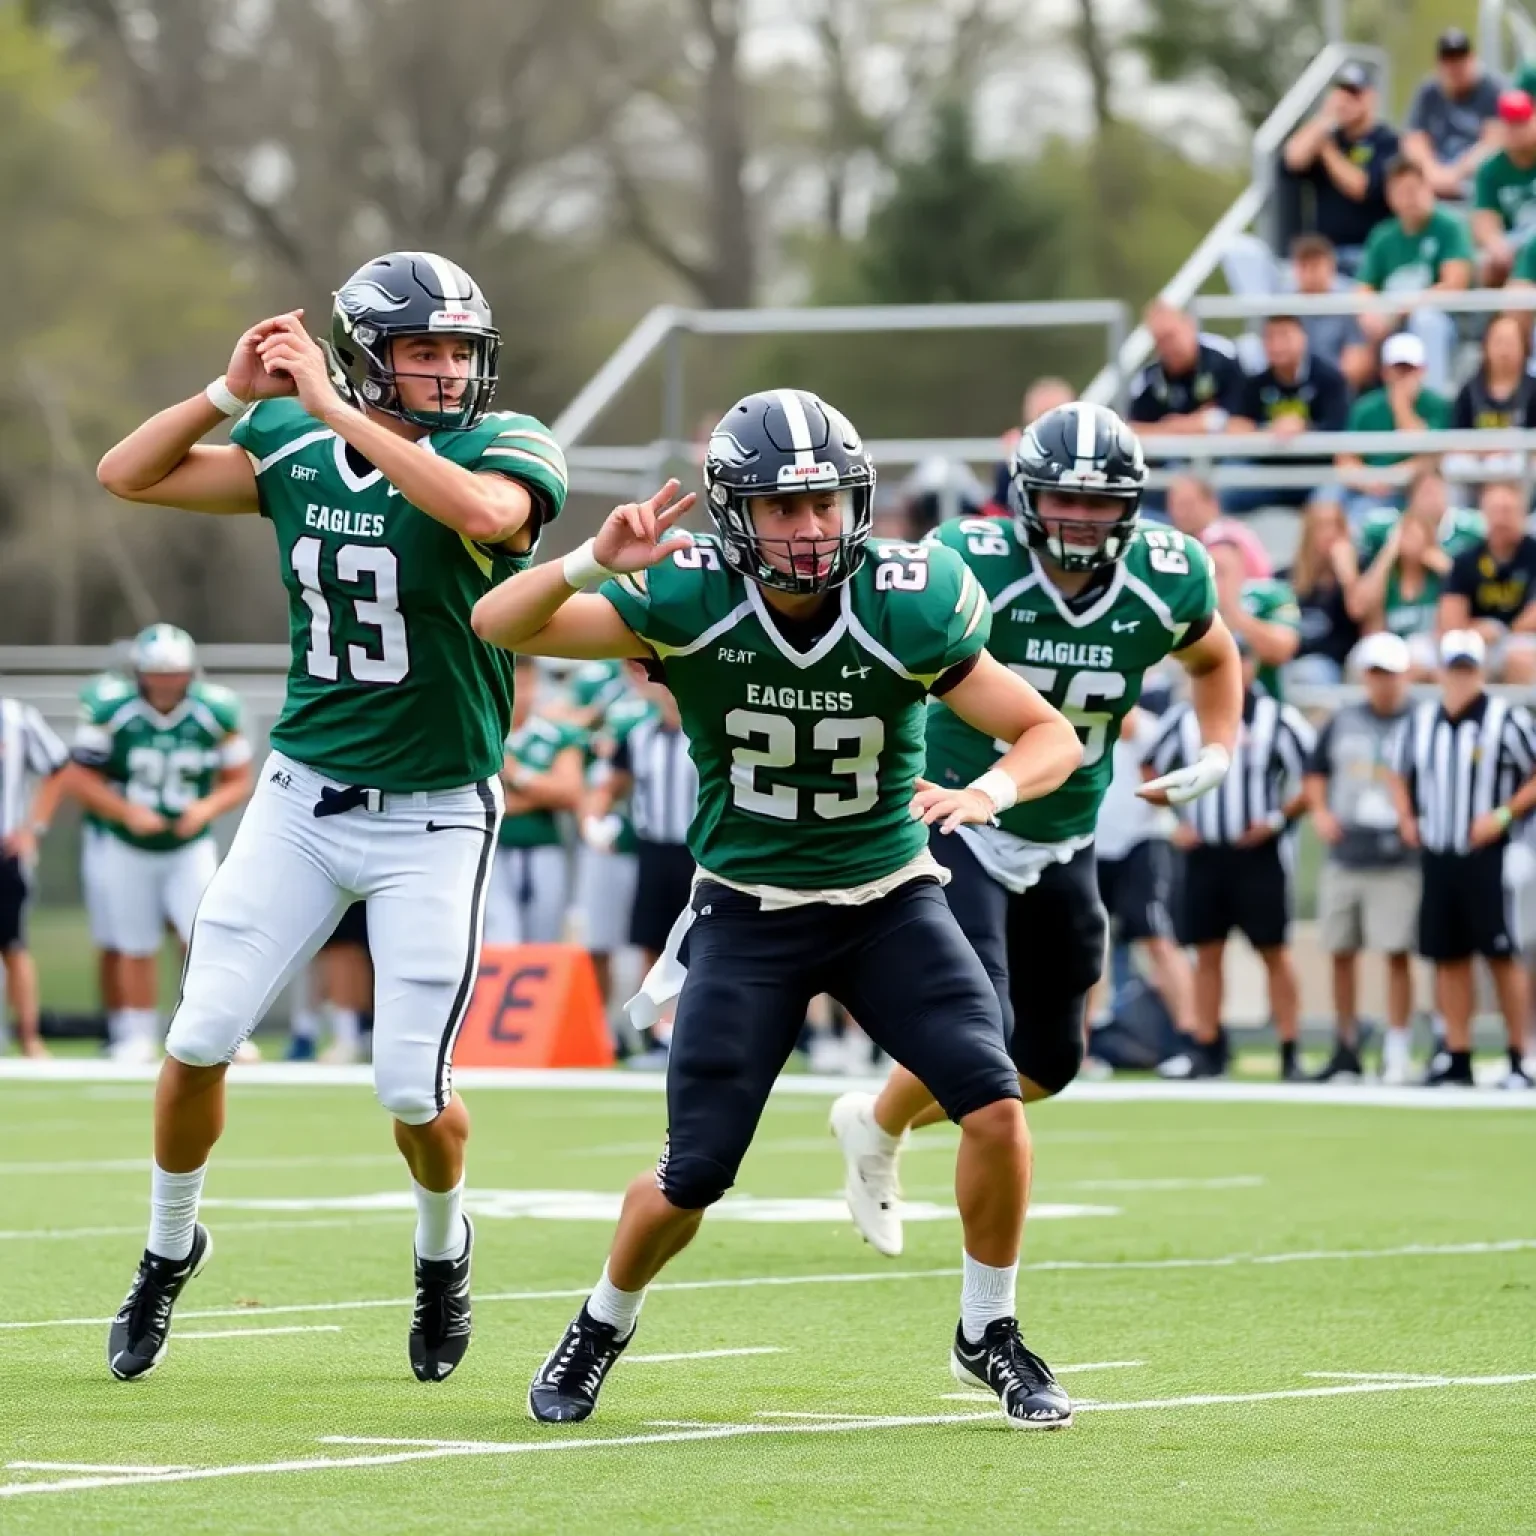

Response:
(291, 538), (410, 685)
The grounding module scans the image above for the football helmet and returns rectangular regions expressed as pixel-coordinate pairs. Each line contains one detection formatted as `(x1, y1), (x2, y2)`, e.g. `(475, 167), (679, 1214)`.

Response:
(329, 251), (499, 430)
(1008, 401), (1145, 572)
(702, 390), (875, 594)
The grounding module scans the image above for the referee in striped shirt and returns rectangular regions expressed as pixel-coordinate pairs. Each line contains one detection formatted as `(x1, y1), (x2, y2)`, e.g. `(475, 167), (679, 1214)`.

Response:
(0, 697), (71, 1058)
(1146, 646), (1315, 1079)
(1392, 629), (1536, 1089)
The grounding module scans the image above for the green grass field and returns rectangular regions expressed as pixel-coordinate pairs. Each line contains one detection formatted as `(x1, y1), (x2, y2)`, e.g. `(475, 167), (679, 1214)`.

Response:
(0, 1075), (1532, 1534)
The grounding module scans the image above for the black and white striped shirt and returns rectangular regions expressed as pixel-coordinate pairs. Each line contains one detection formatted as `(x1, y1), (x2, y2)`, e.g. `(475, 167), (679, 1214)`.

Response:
(1148, 689), (1315, 846)
(0, 698), (69, 839)
(616, 716), (699, 847)
(1395, 692), (1536, 855)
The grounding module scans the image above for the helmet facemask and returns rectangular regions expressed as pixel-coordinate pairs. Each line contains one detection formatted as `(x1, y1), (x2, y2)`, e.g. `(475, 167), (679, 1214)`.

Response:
(1016, 487), (1141, 573)
(709, 480), (875, 595)
(331, 323), (500, 432)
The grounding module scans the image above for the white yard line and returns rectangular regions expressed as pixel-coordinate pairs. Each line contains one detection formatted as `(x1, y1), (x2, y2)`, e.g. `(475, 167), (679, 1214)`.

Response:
(5, 1373), (1535, 1502)
(626, 1347), (784, 1364)
(1303, 1371), (1452, 1382)
(2, 1059), (1532, 1109)
(176, 1325), (343, 1341)
(6, 1463), (195, 1475)
(4, 1238), (1535, 1333)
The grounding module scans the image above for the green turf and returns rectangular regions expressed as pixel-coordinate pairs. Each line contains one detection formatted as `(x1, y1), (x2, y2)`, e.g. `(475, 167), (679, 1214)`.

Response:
(0, 1081), (1531, 1533)
(27, 906), (184, 1015)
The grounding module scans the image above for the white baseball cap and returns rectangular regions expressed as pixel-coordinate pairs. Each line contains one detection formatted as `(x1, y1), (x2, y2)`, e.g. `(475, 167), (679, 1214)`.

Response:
(1381, 332), (1427, 370)
(1440, 629), (1487, 669)
(1352, 631), (1410, 675)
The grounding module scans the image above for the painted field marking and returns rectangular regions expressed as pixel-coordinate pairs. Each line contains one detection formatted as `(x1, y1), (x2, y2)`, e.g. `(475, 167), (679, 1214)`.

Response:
(626, 1347), (783, 1364)
(1304, 1371), (1451, 1383)
(6, 1463), (195, 1475)
(5, 1373), (1535, 1501)
(4, 1238), (1534, 1334)
(176, 1325), (343, 1341)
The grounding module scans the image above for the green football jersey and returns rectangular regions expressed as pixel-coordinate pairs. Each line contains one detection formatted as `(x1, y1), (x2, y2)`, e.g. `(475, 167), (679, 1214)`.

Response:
(924, 519), (1214, 843)
(1240, 577), (1301, 701)
(76, 671), (136, 832)
(75, 681), (247, 852)
(499, 715), (583, 850)
(601, 534), (990, 888)
(567, 660), (627, 717)
(1356, 504), (1485, 566)
(594, 692), (658, 856)
(230, 398), (567, 792)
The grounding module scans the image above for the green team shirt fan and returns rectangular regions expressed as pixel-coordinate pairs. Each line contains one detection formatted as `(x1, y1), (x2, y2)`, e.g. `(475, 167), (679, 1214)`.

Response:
(601, 533), (990, 889)
(1356, 207), (1475, 292)
(499, 716), (584, 850)
(1239, 576), (1302, 701)
(230, 397), (567, 791)
(924, 519), (1214, 843)
(75, 681), (248, 853)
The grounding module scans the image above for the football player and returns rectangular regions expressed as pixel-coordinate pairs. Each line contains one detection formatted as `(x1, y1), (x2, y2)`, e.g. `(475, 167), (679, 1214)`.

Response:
(483, 653), (583, 946)
(473, 389), (1085, 1429)
(94, 251), (565, 1384)
(66, 625), (252, 1063)
(832, 402), (1243, 1257)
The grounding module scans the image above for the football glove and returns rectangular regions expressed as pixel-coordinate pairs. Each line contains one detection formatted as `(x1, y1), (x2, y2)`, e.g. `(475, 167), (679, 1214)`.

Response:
(1140, 743), (1230, 806)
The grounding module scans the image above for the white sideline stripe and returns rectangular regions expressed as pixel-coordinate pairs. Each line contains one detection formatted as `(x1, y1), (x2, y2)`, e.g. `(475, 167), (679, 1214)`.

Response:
(6, 1463), (195, 1474)
(626, 1347), (784, 1364)
(177, 1325), (343, 1341)
(6, 1239), (1536, 1332)
(7, 1376), (1536, 1501)
(1304, 1371), (1451, 1382)
(0, 1216), (406, 1243)
(3, 1060), (1533, 1109)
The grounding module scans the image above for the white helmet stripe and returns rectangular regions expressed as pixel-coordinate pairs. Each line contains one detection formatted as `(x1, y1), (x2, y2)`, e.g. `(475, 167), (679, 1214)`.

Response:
(417, 251), (467, 303)
(1073, 401), (1099, 466)
(775, 389), (817, 467)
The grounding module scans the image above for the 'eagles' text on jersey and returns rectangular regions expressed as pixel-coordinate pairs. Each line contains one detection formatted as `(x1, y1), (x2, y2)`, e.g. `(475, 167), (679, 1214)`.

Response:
(924, 519), (1215, 842)
(601, 536), (990, 888)
(74, 681), (248, 852)
(230, 398), (567, 791)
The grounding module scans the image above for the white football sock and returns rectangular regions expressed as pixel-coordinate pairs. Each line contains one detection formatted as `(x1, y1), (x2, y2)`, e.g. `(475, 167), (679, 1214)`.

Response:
(413, 1178), (467, 1262)
(147, 1163), (207, 1262)
(586, 1262), (645, 1339)
(123, 1008), (161, 1047)
(107, 1010), (129, 1048)
(289, 1007), (321, 1044)
(960, 1251), (1018, 1345)
(326, 1005), (361, 1051)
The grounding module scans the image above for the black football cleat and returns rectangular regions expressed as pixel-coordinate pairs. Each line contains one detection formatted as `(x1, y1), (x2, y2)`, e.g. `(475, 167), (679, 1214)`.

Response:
(1312, 1043), (1364, 1083)
(410, 1216), (473, 1382)
(106, 1224), (213, 1381)
(951, 1317), (1073, 1430)
(1423, 1051), (1474, 1087)
(528, 1304), (631, 1423)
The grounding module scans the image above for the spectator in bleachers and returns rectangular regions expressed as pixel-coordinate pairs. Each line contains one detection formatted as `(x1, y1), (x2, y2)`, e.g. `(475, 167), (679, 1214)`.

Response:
(1403, 28), (1504, 201)
(1282, 499), (1360, 686)
(1165, 473), (1272, 578)
(1207, 534), (1302, 701)
(1472, 89), (1536, 285)
(1446, 313), (1536, 489)
(1438, 479), (1536, 683)
(1128, 301), (1245, 435)
(902, 456), (988, 536)
(1335, 332), (1451, 518)
(989, 377), (1074, 511)
(1349, 468), (1464, 676)
(1225, 312), (1350, 512)
(1304, 630), (1419, 1084)
(1291, 234), (1374, 391)
(1354, 157), (1473, 394)
(1281, 63), (1400, 275)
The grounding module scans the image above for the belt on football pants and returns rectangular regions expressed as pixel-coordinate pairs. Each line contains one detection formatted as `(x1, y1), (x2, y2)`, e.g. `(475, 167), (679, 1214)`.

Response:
(313, 784), (385, 819)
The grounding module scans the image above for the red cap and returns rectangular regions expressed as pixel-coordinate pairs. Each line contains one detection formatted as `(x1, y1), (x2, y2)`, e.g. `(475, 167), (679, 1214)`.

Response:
(1500, 89), (1534, 124)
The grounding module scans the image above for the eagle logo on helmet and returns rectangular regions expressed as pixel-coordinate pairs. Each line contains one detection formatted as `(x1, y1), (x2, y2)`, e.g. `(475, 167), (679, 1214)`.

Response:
(335, 280), (413, 317)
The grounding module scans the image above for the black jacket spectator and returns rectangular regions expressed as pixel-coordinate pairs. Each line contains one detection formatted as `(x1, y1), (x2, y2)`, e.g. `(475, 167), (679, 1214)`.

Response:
(1282, 66), (1401, 258)
(1445, 534), (1536, 626)
(1235, 342), (1350, 441)
(1129, 310), (1244, 429)
(1451, 314), (1536, 430)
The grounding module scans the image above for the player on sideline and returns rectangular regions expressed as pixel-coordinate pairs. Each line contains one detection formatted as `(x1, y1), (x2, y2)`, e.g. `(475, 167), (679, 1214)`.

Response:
(67, 625), (253, 1064)
(473, 390), (1086, 1429)
(832, 402), (1243, 1256)
(94, 251), (567, 1384)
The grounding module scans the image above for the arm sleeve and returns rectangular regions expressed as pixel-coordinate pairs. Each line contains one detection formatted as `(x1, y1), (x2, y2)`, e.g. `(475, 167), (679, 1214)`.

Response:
(912, 545), (992, 684)
(21, 707), (68, 775)
(1127, 368), (1161, 423)
(475, 416), (569, 526)
(1362, 130), (1397, 198)
(1442, 211), (1476, 264)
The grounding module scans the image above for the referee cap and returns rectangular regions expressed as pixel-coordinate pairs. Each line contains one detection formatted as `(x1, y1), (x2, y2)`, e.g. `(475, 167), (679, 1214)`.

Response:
(1439, 629), (1486, 670)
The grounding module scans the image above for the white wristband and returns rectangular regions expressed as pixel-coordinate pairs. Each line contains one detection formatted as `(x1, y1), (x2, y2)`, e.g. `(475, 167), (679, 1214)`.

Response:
(969, 768), (1018, 818)
(561, 538), (617, 590)
(205, 375), (247, 417)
